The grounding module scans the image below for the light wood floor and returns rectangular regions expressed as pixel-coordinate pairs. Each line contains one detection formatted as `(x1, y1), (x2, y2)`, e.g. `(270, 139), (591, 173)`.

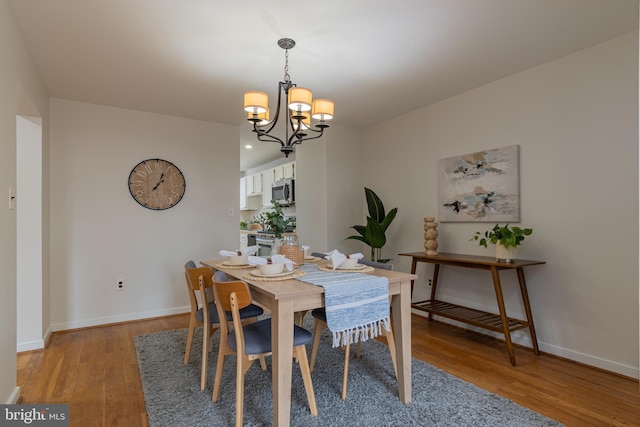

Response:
(17, 313), (639, 427)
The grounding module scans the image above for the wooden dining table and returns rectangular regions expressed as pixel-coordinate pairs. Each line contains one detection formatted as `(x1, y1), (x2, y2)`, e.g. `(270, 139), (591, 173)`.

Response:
(201, 259), (416, 427)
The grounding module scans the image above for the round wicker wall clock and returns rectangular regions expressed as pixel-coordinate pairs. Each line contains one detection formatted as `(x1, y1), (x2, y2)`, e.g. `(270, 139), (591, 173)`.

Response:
(128, 158), (186, 210)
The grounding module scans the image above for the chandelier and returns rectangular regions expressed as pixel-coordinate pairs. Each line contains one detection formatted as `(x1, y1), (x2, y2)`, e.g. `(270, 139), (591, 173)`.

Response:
(243, 38), (334, 157)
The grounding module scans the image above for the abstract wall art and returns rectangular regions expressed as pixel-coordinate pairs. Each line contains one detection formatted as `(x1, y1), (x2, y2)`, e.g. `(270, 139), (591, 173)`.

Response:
(438, 145), (520, 222)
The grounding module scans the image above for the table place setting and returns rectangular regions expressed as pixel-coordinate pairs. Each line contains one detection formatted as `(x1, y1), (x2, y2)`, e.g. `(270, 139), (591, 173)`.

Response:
(315, 249), (374, 272)
(242, 254), (306, 281)
(216, 245), (260, 268)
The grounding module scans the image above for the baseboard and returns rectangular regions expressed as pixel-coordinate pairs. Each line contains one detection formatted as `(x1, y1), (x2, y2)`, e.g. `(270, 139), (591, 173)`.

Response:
(50, 306), (190, 332)
(16, 339), (45, 353)
(5, 386), (20, 404)
(411, 309), (639, 379)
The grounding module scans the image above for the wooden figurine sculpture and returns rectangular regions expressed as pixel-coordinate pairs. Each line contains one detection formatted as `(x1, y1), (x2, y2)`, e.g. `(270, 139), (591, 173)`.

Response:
(424, 217), (439, 255)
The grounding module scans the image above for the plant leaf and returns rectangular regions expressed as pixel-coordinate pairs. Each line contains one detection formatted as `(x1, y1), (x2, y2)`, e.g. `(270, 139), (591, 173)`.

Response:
(380, 207), (398, 232)
(346, 235), (369, 244)
(365, 187), (385, 223)
(351, 225), (367, 238)
(365, 217), (386, 249)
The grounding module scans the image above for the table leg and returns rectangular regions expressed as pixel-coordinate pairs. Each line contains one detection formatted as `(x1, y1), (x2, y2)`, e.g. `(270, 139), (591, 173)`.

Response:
(490, 266), (517, 366)
(428, 264), (440, 321)
(272, 298), (295, 427)
(409, 257), (418, 297)
(516, 268), (540, 355)
(391, 279), (412, 403)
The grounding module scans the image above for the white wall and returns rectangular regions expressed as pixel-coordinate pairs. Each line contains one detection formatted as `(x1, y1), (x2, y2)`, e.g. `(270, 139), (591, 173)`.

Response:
(362, 32), (639, 377)
(16, 115), (43, 351)
(295, 124), (363, 255)
(49, 99), (240, 329)
(0, 0), (49, 404)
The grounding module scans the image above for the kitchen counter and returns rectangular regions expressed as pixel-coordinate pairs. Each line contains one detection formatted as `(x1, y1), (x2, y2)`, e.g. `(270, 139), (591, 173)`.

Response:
(240, 229), (296, 236)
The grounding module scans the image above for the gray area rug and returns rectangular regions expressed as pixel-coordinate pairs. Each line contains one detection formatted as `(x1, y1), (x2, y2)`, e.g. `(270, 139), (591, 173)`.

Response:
(134, 317), (562, 427)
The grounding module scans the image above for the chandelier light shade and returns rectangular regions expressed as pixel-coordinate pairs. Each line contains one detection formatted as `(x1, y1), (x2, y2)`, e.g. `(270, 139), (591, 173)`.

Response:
(243, 38), (334, 157)
(243, 91), (269, 114)
(312, 99), (334, 121)
(288, 87), (312, 112)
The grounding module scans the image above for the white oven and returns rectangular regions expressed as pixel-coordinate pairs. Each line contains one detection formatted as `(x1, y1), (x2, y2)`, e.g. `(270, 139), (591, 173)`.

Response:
(255, 233), (276, 257)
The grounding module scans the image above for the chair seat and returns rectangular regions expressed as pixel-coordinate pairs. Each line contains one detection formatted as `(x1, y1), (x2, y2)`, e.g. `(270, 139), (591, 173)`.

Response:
(310, 308), (327, 323)
(228, 318), (313, 355)
(196, 303), (263, 324)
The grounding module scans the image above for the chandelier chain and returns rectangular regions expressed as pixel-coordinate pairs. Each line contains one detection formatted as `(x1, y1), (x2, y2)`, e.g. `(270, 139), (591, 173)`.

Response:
(283, 48), (290, 83)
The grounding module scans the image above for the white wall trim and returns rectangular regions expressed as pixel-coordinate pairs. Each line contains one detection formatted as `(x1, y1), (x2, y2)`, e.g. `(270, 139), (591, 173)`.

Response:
(411, 310), (639, 379)
(5, 387), (21, 404)
(16, 340), (45, 353)
(16, 324), (54, 353)
(51, 306), (190, 332)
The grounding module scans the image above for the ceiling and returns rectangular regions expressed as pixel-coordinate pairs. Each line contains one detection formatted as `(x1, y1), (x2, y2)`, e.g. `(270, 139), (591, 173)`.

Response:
(9, 0), (638, 171)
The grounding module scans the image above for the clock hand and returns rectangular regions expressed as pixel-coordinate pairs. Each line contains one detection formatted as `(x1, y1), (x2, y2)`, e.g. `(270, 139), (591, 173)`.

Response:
(151, 173), (165, 191)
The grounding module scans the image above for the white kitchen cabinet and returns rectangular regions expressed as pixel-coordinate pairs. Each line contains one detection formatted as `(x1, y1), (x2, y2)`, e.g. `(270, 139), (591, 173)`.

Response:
(245, 174), (254, 196)
(262, 168), (275, 207)
(283, 162), (295, 179)
(240, 176), (260, 210)
(240, 176), (248, 209)
(246, 173), (262, 196)
(274, 161), (295, 181)
(252, 172), (262, 194)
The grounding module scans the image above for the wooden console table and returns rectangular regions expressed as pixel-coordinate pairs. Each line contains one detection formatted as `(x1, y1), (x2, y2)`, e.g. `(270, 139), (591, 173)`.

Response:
(399, 252), (545, 365)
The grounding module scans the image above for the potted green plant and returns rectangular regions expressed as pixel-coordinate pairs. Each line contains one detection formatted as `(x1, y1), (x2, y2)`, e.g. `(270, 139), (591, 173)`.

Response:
(254, 202), (292, 239)
(471, 223), (533, 262)
(346, 187), (398, 263)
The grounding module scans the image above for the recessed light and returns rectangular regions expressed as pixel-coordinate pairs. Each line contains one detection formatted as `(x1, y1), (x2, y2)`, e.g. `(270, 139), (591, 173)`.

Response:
(244, 145), (252, 149)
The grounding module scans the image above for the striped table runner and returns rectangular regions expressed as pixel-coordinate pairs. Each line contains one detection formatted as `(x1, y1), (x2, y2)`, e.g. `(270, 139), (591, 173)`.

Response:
(297, 264), (390, 347)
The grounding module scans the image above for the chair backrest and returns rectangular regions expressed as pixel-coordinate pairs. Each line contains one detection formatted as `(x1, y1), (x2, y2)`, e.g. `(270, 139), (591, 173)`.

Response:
(213, 270), (229, 282)
(184, 261), (214, 312)
(357, 258), (394, 270)
(211, 278), (254, 355)
(212, 279), (252, 312)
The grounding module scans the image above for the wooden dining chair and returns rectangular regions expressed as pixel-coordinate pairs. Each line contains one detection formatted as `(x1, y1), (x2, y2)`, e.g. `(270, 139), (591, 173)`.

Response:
(183, 261), (263, 390)
(210, 276), (317, 427)
(309, 259), (397, 400)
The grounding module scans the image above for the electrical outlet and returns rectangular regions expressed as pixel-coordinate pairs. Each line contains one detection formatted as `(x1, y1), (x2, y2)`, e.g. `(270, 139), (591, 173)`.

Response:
(116, 279), (125, 291)
(9, 187), (15, 210)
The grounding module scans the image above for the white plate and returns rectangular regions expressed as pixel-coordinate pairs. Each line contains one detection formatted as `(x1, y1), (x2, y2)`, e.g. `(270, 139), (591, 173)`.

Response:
(250, 268), (294, 278)
(336, 263), (366, 270)
(222, 261), (249, 267)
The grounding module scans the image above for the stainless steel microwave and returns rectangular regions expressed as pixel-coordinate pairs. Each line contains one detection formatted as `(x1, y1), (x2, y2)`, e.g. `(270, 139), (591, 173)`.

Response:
(272, 178), (294, 206)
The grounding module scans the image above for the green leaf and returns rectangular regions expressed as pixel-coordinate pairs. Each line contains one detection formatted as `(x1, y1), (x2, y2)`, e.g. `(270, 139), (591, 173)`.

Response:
(346, 235), (369, 244)
(380, 207), (398, 232)
(365, 187), (385, 223)
(365, 217), (386, 249)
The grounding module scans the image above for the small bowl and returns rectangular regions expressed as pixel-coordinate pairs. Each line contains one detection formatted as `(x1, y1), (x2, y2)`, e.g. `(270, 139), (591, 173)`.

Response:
(227, 255), (248, 265)
(338, 258), (359, 269)
(257, 263), (284, 275)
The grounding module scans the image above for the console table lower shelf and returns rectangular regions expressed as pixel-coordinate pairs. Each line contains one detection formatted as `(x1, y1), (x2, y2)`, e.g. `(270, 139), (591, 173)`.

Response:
(399, 252), (545, 366)
(412, 300), (531, 334)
